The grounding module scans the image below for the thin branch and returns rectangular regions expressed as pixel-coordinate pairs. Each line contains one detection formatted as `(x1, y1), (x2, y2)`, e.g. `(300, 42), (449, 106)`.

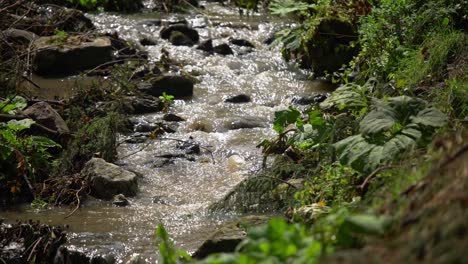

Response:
(64, 185), (84, 219)
(359, 165), (397, 191)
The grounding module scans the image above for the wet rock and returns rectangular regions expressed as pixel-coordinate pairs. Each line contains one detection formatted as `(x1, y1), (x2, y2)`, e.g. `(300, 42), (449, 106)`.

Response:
(263, 34), (276, 45)
(225, 116), (267, 130)
(23, 102), (70, 134)
(177, 140), (201, 155)
(193, 215), (269, 259)
(160, 24), (199, 43)
(82, 158), (138, 200)
(230, 38), (255, 48)
(124, 96), (163, 114)
(134, 122), (158, 132)
(138, 75), (194, 98)
(139, 37), (157, 46)
(146, 158), (173, 168)
(225, 94), (251, 103)
(169, 31), (195, 46)
(125, 254), (146, 264)
(196, 39), (214, 53)
(112, 194), (130, 207)
(90, 255), (116, 264)
(33, 35), (113, 77)
(227, 154), (245, 172)
(131, 64), (161, 80)
(291, 94), (328, 105)
(54, 247), (90, 264)
(213, 43), (234, 55)
(163, 113), (185, 122)
(138, 19), (162, 27)
(188, 118), (214, 132)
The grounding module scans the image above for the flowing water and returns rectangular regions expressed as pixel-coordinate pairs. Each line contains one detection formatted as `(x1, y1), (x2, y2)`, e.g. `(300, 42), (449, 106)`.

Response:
(1, 2), (334, 263)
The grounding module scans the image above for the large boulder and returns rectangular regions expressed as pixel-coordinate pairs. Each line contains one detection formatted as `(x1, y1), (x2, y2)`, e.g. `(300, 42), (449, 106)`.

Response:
(138, 75), (194, 98)
(192, 215), (269, 259)
(81, 158), (138, 200)
(33, 36), (113, 77)
(160, 24), (199, 43)
(23, 102), (70, 134)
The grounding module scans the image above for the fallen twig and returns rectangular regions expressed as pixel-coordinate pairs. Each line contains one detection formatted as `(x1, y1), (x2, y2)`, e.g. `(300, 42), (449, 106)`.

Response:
(64, 185), (84, 219)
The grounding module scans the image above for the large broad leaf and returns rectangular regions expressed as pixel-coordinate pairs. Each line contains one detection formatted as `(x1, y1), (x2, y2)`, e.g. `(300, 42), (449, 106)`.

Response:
(273, 107), (301, 133)
(6, 119), (35, 131)
(359, 98), (397, 135)
(320, 83), (369, 110)
(334, 96), (447, 173)
(30, 136), (61, 149)
(411, 107), (448, 128)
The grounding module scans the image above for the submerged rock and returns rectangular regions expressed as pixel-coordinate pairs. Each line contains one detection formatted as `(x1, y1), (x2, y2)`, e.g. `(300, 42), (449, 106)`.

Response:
(82, 158), (138, 200)
(196, 39), (214, 53)
(230, 38), (255, 48)
(138, 75), (194, 98)
(169, 31), (195, 46)
(160, 24), (199, 43)
(213, 43), (234, 55)
(33, 36), (113, 77)
(225, 94), (251, 103)
(163, 113), (185, 122)
(23, 102), (70, 134)
(112, 194), (130, 207)
(224, 116), (268, 130)
(139, 37), (157, 46)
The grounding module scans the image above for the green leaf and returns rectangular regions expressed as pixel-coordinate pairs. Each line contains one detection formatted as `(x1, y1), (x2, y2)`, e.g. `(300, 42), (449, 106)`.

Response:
(6, 119), (35, 131)
(411, 107), (447, 128)
(320, 83), (368, 110)
(273, 107), (301, 133)
(343, 214), (390, 236)
(30, 136), (61, 149)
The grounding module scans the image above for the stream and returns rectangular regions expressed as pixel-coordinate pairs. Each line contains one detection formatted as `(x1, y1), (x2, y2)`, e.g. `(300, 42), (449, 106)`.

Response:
(1, 2), (333, 263)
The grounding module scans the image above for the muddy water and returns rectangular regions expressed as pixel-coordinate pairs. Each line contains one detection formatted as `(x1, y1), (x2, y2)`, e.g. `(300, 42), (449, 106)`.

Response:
(1, 2), (333, 263)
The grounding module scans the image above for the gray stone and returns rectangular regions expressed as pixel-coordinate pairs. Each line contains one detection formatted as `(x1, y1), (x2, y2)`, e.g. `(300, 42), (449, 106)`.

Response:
(225, 116), (267, 130)
(160, 24), (199, 43)
(192, 215), (269, 259)
(139, 37), (157, 46)
(163, 113), (185, 122)
(33, 36), (113, 77)
(169, 31), (195, 46)
(225, 94), (251, 103)
(138, 75), (194, 98)
(23, 102), (69, 134)
(196, 39), (213, 53)
(112, 194), (130, 207)
(82, 158), (138, 200)
(230, 38), (255, 48)
(213, 43), (233, 55)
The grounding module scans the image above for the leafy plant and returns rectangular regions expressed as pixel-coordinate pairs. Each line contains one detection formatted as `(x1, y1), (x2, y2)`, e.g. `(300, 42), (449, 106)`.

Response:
(0, 118), (61, 197)
(159, 92), (175, 113)
(319, 82), (370, 115)
(334, 96), (447, 173)
(155, 224), (191, 264)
